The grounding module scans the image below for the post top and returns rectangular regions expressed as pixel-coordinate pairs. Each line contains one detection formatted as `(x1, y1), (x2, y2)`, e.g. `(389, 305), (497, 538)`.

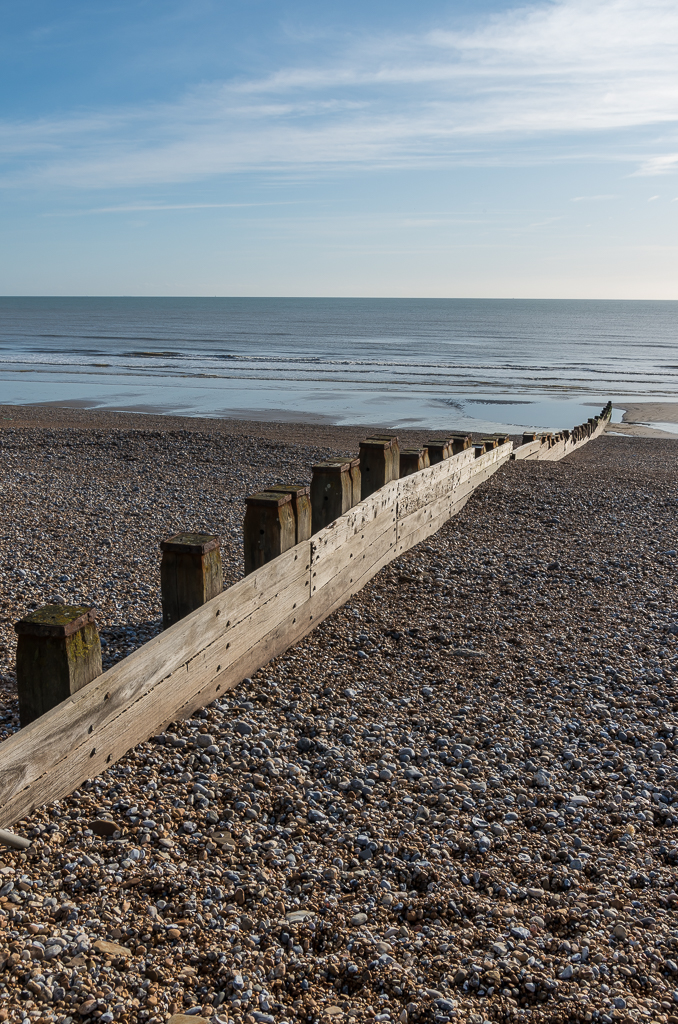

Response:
(245, 490), (292, 507)
(160, 532), (220, 554)
(448, 432), (471, 440)
(359, 439), (390, 450)
(15, 604), (98, 638)
(400, 446), (426, 455)
(313, 460), (351, 473)
(266, 483), (310, 498)
(367, 434), (398, 443)
(425, 438), (450, 447)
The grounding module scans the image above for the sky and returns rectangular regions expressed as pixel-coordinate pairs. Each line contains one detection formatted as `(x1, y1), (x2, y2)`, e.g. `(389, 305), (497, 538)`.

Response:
(1, 0), (678, 298)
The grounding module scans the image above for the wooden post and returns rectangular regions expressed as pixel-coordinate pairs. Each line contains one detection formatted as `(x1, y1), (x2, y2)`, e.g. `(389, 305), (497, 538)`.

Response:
(367, 435), (400, 480)
(522, 432), (537, 445)
(243, 493), (296, 574)
(311, 462), (353, 533)
(399, 446), (428, 477)
(349, 458), (362, 506)
(160, 533), (223, 628)
(481, 437), (499, 451)
(449, 434), (471, 455)
(15, 605), (102, 727)
(425, 438), (451, 465)
(472, 443), (486, 458)
(492, 433), (510, 446)
(359, 440), (392, 499)
(264, 484), (312, 543)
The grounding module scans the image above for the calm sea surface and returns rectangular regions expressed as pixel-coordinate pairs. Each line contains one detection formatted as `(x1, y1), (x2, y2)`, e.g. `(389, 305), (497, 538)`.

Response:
(1, 297), (677, 431)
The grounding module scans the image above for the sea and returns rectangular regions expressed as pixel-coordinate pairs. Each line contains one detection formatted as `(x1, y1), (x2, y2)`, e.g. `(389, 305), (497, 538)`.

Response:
(1, 297), (677, 433)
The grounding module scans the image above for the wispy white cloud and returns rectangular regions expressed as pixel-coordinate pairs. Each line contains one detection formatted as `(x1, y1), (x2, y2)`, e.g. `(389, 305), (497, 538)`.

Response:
(635, 152), (678, 175)
(1, 0), (678, 189)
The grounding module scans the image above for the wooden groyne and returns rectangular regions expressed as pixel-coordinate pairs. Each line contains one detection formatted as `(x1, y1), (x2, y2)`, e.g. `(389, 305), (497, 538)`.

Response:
(0, 404), (611, 832)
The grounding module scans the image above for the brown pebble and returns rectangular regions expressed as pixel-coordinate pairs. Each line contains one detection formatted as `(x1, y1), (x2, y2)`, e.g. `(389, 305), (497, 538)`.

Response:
(89, 818), (117, 837)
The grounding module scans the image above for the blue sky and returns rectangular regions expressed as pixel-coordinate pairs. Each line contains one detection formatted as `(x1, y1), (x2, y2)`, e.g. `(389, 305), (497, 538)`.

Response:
(2, 0), (678, 297)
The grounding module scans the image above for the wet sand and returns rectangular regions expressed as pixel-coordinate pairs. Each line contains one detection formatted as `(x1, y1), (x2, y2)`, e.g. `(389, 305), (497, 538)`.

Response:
(609, 403), (678, 439)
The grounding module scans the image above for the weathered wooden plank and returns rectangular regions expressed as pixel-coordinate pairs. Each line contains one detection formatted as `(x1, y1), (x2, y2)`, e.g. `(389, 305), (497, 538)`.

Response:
(397, 445), (511, 546)
(311, 507), (397, 594)
(512, 439), (545, 461)
(0, 542), (312, 827)
(174, 521), (401, 720)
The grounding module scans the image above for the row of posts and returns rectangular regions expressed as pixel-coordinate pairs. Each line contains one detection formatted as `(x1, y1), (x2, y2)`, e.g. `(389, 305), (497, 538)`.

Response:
(17, 417), (567, 729)
(242, 429), (511, 574)
(14, 409), (612, 727)
(520, 402), (611, 449)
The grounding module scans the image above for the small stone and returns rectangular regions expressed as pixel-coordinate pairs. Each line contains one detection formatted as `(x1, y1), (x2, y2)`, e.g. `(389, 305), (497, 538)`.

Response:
(559, 964), (573, 980)
(196, 733), (214, 748)
(613, 924), (627, 939)
(89, 818), (117, 837)
(93, 940), (131, 958)
(351, 912), (368, 926)
(234, 721), (252, 736)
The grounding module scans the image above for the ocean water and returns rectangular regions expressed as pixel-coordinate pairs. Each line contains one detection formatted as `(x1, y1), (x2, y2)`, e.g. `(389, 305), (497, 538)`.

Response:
(1, 297), (677, 432)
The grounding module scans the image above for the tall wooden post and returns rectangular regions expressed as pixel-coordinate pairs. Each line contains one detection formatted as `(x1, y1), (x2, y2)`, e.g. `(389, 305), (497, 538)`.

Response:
(160, 533), (223, 628)
(399, 447), (428, 477)
(265, 484), (312, 543)
(243, 493), (296, 574)
(367, 435), (400, 480)
(425, 438), (451, 465)
(15, 605), (102, 727)
(349, 458), (362, 506)
(311, 462), (353, 533)
(359, 439), (392, 499)
(449, 434), (471, 455)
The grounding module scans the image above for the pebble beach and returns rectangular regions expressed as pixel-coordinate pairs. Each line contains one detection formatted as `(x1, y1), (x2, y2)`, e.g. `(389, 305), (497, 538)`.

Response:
(1, 407), (678, 1024)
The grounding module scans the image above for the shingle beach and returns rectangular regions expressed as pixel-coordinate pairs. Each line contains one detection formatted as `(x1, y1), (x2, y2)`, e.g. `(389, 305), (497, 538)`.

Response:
(1, 407), (678, 1024)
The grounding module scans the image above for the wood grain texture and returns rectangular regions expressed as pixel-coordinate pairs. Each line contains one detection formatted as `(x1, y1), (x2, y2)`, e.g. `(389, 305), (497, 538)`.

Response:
(0, 418), (605, 828)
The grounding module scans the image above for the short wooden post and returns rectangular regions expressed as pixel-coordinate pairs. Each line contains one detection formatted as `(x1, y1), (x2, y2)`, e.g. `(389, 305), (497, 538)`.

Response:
(522, 431), (537, 445)
(15, 605), (102, 727)
(425, 438), (451, 465)
(243, 493), (296, 574)
(473, 442), (486, 458)
(265, 484), (312, 543)
(399, 446), (428, 477)
(481, 437), (498, 451)
(492, 433), (510, 446)
(359, 440), (392, 499)
(349, 458), (362, 506)
(160, 533), (223, 628)
(367, 435), (400, 479)
(311, 462), (353, 532)
(449, 434), (471, 455)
